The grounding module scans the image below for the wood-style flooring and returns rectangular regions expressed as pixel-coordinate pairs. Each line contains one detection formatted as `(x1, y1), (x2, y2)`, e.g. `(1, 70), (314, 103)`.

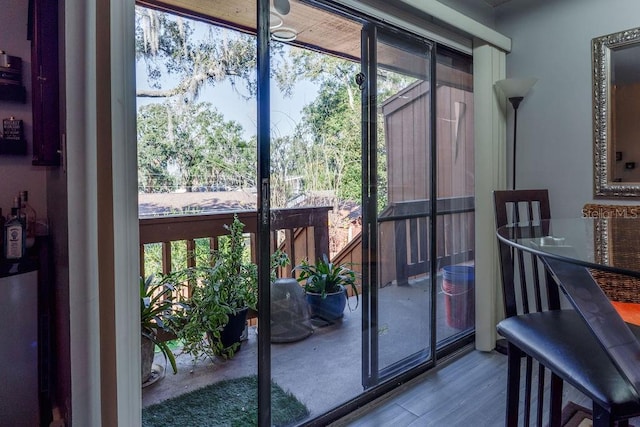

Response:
(332, 348), (626, 427)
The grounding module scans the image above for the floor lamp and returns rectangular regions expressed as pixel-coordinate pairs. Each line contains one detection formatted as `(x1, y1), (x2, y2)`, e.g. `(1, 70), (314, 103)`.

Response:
(493, 78), (537, 355)
(495, 77), (537, 190)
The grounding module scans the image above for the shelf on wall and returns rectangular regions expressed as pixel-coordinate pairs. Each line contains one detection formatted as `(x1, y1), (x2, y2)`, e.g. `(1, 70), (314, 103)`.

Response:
(0, 139), (27, 155)
(0, 84), (26, 103)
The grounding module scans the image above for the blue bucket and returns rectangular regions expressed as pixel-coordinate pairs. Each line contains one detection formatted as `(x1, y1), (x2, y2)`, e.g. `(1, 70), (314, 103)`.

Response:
(442, 265), (475, 284)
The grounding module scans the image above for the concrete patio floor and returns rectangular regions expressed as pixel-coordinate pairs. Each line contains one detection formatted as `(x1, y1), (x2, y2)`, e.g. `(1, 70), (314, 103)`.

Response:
(142, 273), (474, 421)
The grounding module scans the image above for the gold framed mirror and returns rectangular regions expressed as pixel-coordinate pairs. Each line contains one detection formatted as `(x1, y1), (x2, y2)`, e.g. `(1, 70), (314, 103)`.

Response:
(593, 27), (640, 198)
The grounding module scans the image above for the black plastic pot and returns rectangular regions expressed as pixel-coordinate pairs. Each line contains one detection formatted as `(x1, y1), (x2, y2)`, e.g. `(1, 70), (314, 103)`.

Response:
(219, 307), (249, 350)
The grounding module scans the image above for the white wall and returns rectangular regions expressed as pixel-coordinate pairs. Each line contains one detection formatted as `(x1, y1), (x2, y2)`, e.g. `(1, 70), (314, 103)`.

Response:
(494, 0), (640, 217)
(0, 1), (47, 220)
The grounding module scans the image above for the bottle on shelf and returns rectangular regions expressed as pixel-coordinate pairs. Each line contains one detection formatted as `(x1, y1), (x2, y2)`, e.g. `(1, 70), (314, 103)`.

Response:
(12, 195), (23, 224)
(19, 191), (36, 248)
(4, 207), (25, 260)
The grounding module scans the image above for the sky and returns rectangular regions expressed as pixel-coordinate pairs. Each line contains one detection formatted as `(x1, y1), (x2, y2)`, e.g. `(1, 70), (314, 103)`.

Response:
(134, 10), (320, 141)
(136, 67), (319, 140)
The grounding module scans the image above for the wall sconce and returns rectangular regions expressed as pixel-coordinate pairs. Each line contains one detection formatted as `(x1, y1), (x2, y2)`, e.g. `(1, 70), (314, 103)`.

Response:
(494, 77), (538, 189)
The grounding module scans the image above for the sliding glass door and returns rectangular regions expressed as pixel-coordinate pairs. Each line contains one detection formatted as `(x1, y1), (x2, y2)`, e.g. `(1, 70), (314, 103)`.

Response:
(361, 26), (436, 386)
(135, 1), (474, 424)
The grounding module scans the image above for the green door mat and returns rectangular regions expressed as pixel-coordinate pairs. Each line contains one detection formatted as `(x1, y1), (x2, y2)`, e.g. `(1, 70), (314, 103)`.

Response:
(143, 375), (309, 427)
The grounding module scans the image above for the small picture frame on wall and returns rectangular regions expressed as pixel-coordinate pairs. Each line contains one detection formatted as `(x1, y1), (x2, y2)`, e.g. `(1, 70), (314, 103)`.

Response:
(616, 151), (622, 161)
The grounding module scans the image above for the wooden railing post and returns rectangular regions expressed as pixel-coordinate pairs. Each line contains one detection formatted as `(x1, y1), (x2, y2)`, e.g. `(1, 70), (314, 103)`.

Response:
(314, 219), (330, 262)
(162, 242), (171, 275)
(186, 239), (196, 268)
(395, 219), (409, 286)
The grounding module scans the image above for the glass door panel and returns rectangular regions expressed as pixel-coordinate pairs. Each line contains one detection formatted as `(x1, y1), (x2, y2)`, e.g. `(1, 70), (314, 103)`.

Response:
(433, 48), (475, 347)
(268, 1), (364, 422)
(363, 27), (435, 385)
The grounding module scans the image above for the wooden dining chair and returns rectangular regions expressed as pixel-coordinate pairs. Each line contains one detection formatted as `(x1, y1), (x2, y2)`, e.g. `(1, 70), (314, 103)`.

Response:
(494, 189), (562, 425)
(495, 190), (640, 426)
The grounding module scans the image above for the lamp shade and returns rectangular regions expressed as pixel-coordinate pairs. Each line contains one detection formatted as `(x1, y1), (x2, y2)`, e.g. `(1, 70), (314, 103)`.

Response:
(495, 77), (538, 99)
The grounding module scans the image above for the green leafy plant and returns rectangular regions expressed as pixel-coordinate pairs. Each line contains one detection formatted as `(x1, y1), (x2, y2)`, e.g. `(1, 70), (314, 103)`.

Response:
(172, 265), (236, 362)
(294, 254), (359, 310)
(173, 215), (290, 362)
(140, 275), (186, 375)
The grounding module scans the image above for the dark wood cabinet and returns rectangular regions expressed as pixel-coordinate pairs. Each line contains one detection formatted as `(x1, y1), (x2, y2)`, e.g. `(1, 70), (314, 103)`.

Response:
(0, 85), (26, 103)
(30, 0), (60, 166)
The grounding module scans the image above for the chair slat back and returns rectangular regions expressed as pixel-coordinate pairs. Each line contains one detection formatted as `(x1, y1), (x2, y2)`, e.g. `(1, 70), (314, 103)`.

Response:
(494, 190), (560, 317)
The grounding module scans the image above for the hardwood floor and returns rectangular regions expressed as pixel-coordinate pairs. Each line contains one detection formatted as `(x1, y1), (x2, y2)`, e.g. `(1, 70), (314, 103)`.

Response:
(331, 348), (614, 427)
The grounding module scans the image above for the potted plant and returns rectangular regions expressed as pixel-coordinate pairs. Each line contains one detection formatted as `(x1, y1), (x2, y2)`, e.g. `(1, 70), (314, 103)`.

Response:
(172, 215), (256, 361)
(294, 254), (359, 322)
(174, 215), (289, 362)
(140, 275), (184, 384)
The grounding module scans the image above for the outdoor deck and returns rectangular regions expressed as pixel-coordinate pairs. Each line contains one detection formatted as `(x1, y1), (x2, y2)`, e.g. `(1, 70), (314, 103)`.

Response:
(142, 274), (474, 421)
(139, 200), (475, 423)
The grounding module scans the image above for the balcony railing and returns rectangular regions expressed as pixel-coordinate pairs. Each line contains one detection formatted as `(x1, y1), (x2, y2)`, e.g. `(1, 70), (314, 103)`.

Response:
(379, 196), (475, 286)
(139, 206), (332, 281)
(138, 196), (474, 316)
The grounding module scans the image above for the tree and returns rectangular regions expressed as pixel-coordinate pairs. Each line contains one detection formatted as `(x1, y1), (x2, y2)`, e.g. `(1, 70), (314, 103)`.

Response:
(135, 5), (413, 216)
(286, 52), (364, 203)
(137, 100), (255, 191)
(137, 103), (177, 192)
(135, 6), (293, 103)
(290, 50), (416, 207)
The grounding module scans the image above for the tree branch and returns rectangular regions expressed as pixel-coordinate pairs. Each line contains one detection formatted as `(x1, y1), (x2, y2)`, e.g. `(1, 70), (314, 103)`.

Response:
(136, 88), (183, 98)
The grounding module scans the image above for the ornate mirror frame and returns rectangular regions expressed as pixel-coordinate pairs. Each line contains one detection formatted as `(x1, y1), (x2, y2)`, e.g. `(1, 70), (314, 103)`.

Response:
(593, 27), (640, 198)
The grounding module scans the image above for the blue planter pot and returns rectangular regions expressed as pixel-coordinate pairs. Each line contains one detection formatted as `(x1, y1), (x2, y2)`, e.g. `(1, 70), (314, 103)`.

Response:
(306, 286), (346, 322)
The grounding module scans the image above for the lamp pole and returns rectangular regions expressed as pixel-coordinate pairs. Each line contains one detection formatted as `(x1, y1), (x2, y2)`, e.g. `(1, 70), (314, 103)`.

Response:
(509, 96), (523, 190)
(494, 77), (537, 190)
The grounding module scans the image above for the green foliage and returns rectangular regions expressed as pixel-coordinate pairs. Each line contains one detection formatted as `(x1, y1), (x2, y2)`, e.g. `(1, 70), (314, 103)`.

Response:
(294, 254), (359, 310)
(171, 215), (255, 361)
(292, 54), (363, 203)
(135, 5), (420, 215)
(208, 215), (260, 311)
(137, 101), (255, 192)
(170, 263), (238, 362)
(171, 215), (290, 361)
(142, 238), (213, 279)
(140, 275), (188, 374)
(136, 6), (292, 102)
(287, 49), (417, 208)
(136, 103), (177, 192)
(135, 6), (257, 101)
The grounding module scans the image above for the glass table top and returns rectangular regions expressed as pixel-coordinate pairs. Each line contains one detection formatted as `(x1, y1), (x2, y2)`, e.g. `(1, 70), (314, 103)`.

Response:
(497, 217), (640, 278)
